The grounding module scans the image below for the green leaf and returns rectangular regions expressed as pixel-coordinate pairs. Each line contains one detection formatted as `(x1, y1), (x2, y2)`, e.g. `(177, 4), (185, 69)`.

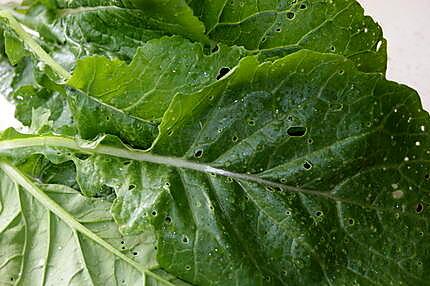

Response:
(66, 36), (245, 147)
(13, 85), (72, 131)
(189, 0), (387, 73)
(0, 161), (190, 285)
(4, 31), (26, 65)
(56, 0), (209, 59)
(1, 51), (428, 285)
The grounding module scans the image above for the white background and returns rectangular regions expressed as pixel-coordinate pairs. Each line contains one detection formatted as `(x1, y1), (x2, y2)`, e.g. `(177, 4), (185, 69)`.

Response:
(0, 0), (429, 130)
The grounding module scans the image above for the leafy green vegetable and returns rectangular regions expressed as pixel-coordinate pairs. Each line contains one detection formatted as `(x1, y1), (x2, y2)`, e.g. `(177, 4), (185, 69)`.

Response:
(0, 0), (428, 285)
(188, 0), (387, 73)
(0, 161), (193, 285)
(66, 36), (245, 147)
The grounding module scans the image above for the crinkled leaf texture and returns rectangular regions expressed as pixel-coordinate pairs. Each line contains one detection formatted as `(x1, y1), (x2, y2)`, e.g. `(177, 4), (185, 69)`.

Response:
(0, 160), (192, 285)
(55, 0), (209, 59)
(188, 0), (387, 73)
(1, 50), (428, 285)
(66, 36), (245, 148)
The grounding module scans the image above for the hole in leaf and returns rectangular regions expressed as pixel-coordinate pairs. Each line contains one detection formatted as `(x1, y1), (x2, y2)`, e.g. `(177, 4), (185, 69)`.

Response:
(106, 116), (110, 121)
(151, 210), (158, 216)
(133, 252), (138, 256)
(194, 149), (203, 158)
(185, 265), (191, 271)
(266, 186), (275, 192)
(287, 126), (307, 137)
(425, 174), (430, 180)
(282, 270), (288, 276)
(167, 130), (174, 136)
(216, 67), (231, 80)
(339, 70), (345, 75)
(121, 240), (125, 244)
(303, 161), (312, 170)
(165, 216), (172, 223)
(182, 236), (189, 243)
(212, 45), (219, 53)
(348, 218), (355, 225)
(128, 184), (136, 190)
(276, 27), (281, 32)
(315, 211), (323, 217)
(232, 135), (238, 142)
(286, 12), (295, 19)
(123, 161), (131, 166)
(247, 119), (256, 126)
(300, 3), (307, 9)
(416, 203), (424, 213)
(307, 138), (313, 144)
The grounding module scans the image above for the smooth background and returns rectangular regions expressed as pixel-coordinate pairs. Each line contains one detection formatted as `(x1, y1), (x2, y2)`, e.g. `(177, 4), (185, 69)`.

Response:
(0, 0), (429, 130)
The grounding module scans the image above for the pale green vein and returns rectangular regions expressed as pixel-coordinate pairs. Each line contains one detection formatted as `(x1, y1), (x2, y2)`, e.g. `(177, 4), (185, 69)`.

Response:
(0, 135), (329, 198)
(0, 162), (175, 286)
(0, 10), (71, 80)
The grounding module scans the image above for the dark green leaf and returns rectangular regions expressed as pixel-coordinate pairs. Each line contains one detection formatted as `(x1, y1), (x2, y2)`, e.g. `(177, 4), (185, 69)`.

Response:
(1, 51), (428, 285)
(66, 36), (245, 147)
(189, 0), (387, 73)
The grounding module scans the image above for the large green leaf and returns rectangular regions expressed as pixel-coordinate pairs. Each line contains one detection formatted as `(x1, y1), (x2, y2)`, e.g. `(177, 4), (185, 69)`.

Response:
(1, 51), (428, 285)
(0, 161), (192, 285)
(188, 0), (387, 73)
(55, 0), (209, 59)
(66, 36), (245, 147)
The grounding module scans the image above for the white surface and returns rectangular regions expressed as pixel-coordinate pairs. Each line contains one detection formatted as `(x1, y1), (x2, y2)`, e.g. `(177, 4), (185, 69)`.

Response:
(0, 1), (429, 130)
(359, 0), (430, 110)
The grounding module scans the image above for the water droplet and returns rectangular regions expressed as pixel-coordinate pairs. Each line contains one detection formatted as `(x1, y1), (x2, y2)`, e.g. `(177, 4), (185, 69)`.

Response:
(392, 190), (404, 199)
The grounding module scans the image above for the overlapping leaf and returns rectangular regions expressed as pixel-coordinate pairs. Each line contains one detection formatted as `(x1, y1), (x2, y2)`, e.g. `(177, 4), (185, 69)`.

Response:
(1, 51), (428, 285)
(188, 0), (387, 73)
(0, 1), (428, 285)
(66, 36), (245, 148)
(0, 160), (194, 285)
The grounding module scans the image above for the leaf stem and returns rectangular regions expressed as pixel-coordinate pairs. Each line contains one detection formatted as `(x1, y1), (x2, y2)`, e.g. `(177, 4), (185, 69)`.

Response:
(0, 161), (175, 286)
(0, 10), (71, 80)
(0, 135), (330, 198)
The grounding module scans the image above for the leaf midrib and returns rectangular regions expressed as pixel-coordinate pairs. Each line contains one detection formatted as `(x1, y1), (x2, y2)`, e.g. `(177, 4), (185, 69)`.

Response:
(0, 135), (327, 196)
(1, 135), (427, 220)
(0, 162), (176, 286)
